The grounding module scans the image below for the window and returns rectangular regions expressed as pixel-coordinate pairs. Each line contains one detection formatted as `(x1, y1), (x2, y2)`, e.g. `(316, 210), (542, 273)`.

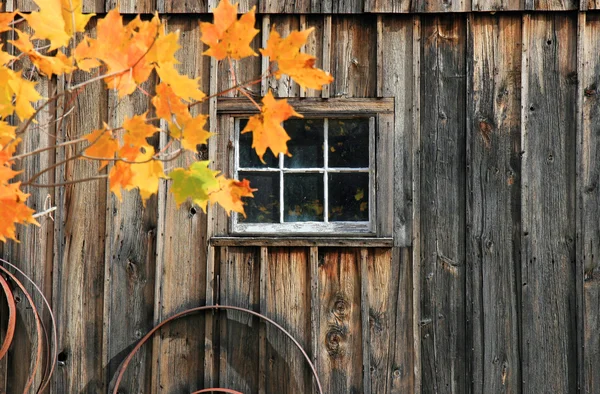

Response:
(215, 97), (395, 237)
(233, 117), (375, 234)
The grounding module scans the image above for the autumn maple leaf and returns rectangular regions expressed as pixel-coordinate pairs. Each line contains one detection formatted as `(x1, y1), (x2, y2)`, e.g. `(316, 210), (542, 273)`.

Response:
(24, 0), (94, 50)
(200, 0), (259, 60)
(10, 30), (75, 78)
(0, 183), (38, 242)
(0, 11), (16, 33)
(261, 27), (334, 90)
(241, 90), (301, 163)
(169, 161), (220, 210)
(83, 125), (118, 168)
(208, 176), (255, 217)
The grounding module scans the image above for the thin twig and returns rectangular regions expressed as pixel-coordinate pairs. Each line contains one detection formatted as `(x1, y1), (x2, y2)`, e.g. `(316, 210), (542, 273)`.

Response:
(12, 136), (86, 161)
(31, 206), (57, 218)
(29, 174), (108, 188)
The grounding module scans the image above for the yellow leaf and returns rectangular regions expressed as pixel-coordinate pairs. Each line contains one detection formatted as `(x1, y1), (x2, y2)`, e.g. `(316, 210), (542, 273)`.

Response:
(83, 126), (118, 168)
(155, 63), (205, 103)
(0, 182), (38, 242)
(180, 115), (212, 151)
(24, 0), (94, 50)
(200, 0), (259, 60)
(0, 11), (16, 33)
(208, 176), (255, 217)
(10, 30), (75, 77)
(241, 90), (301, 163)
(7, 71), (42, 121)
(122, 112), (159, 147)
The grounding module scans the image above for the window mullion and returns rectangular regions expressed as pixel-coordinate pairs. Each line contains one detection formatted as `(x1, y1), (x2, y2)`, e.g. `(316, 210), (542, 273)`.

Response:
(324, 118), (329, 224)
(279, 153), (284, 224)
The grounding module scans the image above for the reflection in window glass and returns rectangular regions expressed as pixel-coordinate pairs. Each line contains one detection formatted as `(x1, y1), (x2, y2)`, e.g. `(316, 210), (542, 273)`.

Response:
(284, 173), (324, 222)
(328, 118), (370, 168)
(239, 119), (279, 168)
(284, 119), (324, 168)
(238, 172), (280, 223)
(328, 173), (369, 221)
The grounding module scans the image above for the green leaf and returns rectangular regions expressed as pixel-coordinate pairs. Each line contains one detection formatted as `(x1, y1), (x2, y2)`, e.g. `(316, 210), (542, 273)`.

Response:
(168, 161), (219, 209)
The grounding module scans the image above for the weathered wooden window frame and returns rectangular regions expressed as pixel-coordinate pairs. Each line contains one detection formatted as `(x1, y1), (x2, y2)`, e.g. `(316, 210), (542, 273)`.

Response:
(215, 97), (395, 238)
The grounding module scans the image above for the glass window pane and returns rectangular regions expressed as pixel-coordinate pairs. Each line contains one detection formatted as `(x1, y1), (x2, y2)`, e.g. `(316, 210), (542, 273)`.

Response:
(284, 173), (324, 222)
(238, 171), (280, 223)
(328, 173), (369, 221)
(239, 119), (279, 168)
(284, 119), (324, 168)
(328, 118), (370, 168)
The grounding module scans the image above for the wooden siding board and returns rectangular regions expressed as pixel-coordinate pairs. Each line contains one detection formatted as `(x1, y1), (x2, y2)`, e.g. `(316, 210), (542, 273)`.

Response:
(152, 16), (210, 394)
(581, 12), (600, 394)
(259, 0), (311, 13)
(468, 14), (522, 394)
(521, 13), (578, 394)
(159, 0), (207, 13)
(264, 15), (301, 98)
(264, 247), (312, 393)
(473, 0), (523, 12)
(106, 0), (156, 13)
(365, 0), (410, 12)
(330, 16), (377, 98)
(379, 15), (414, 246)
(412, 0), (470, 17)
(364, 248), (414, 393)
(51, 42), (109, 392)
(219, 247), (261, 392)
(102, 78), (157, 393)
(303, 16), (325, 98)
(318, 248), (363, 393)
(310, 0), (364, 13)
(419, 14), (468, 394)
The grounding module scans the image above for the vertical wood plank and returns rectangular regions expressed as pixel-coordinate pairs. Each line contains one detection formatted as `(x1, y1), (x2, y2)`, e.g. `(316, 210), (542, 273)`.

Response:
(219, 247), (260, 392)
(524, 0), (577, 10)
(159, 0), (207, 13)
(472, 0), (523, 11)
(521, 13), (578, 394)
(419, 14), (468, 394)
(102, 77), (157, 393)
(152, 16), (211, 394)
(330, 16), (377, 98)
(321, 16), (332, 100)
(376, 113), (394, 238)
(411, 0), (470, 16)
(309, 246), (319, 394)
(209, 0), (257, 12)
(259, 0), (311, 13)
(310, 0), (364, 13)
(411, 15), (422, 394)
(51, 25), (108, 392)
(359, 248), (371, 394)
(264, 247), (311, 394)
(318, 248), (363, 393)
(365, 248), (414, 393)
(379, 15), (414, 246)
(580, 12), (600, 394)
(468, 14), (522, 394)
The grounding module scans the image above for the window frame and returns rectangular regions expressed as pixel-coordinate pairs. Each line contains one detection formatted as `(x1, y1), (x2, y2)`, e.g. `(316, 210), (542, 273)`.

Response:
(215, 97), (395, 238)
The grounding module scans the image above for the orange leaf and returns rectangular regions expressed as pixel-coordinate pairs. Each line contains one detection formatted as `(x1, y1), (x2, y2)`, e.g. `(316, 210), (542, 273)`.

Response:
(83, 125), (118, 168)
(261, 27), (333, 90)
(208, 176), (255, 216)
(0, 11), (16, 33)
(6, 70), (43, 121)
(122, 112), (159, 147)
(10, 30), (75, 77)
(152, 82), (191, 126)
(241, 90), (301, 162)
(179, 115), (212, 152)
(200, 0), (259, 60)
(108, 149), (165, 204)
(0, 182), (38, 242)
(155, 63), (206, 103)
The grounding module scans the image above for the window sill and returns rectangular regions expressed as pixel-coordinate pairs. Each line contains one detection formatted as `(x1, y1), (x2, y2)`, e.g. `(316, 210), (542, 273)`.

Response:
(210, 237), (393, 248)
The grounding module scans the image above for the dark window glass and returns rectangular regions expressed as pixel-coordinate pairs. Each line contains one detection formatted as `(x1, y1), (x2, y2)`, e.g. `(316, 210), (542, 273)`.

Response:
(239, 119), (279, 168)
(284, 173), (324, 222)
(328, 118), (369, 168)
(284, 119), (324, 168)
(238, 171), (280, 223)
(328, 173), (369, 221)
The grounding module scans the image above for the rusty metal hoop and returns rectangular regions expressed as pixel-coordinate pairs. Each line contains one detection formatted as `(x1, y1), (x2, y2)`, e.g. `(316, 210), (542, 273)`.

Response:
(112, 305), (324, 394)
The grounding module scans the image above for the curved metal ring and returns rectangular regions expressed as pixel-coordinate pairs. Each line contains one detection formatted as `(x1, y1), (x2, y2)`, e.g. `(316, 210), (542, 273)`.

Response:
(0, 273), (16, 361)
(112, 305), (323, 394)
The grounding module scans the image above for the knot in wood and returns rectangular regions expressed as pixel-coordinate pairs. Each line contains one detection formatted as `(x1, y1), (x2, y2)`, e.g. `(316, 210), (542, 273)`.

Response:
(325, 324), (348, 359)
(333, 296), (348, 318)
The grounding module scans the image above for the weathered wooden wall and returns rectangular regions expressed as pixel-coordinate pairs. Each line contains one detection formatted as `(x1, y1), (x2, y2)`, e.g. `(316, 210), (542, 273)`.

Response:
(1, 7), (599, 394)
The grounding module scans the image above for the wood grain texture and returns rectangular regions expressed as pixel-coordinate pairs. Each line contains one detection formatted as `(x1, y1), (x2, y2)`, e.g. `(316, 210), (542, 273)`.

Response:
(217, 97), (394, 114)
(580, 13), (600, 394)
(318, 248), (363, 393)
(218, 247), (261, 392)
(106, 0), (156, 13)
(379, 16), (414, 246)
(260, 0), (311, 13)
(310, 0), (364, 13)
(151, 16), (210, 394)
(419, 15), (468, 394)
(524, 0), (577, 10)
(521, 13), (577, 394)
(301, 16), (324, 98)
(264, 247), (311, 393)
(102, 78), (157, 393)
(51, 54), (108, 394)
(364, 248), (414, 393)
(472, 0), (523, 12)
(158, 0), (207, 13)
(330, 16), (377, 98)
(467, 14), (522, 394)
(264, 15), (301, 98)
(364, 0), (410, 12)
(412, 0), (470, 17)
